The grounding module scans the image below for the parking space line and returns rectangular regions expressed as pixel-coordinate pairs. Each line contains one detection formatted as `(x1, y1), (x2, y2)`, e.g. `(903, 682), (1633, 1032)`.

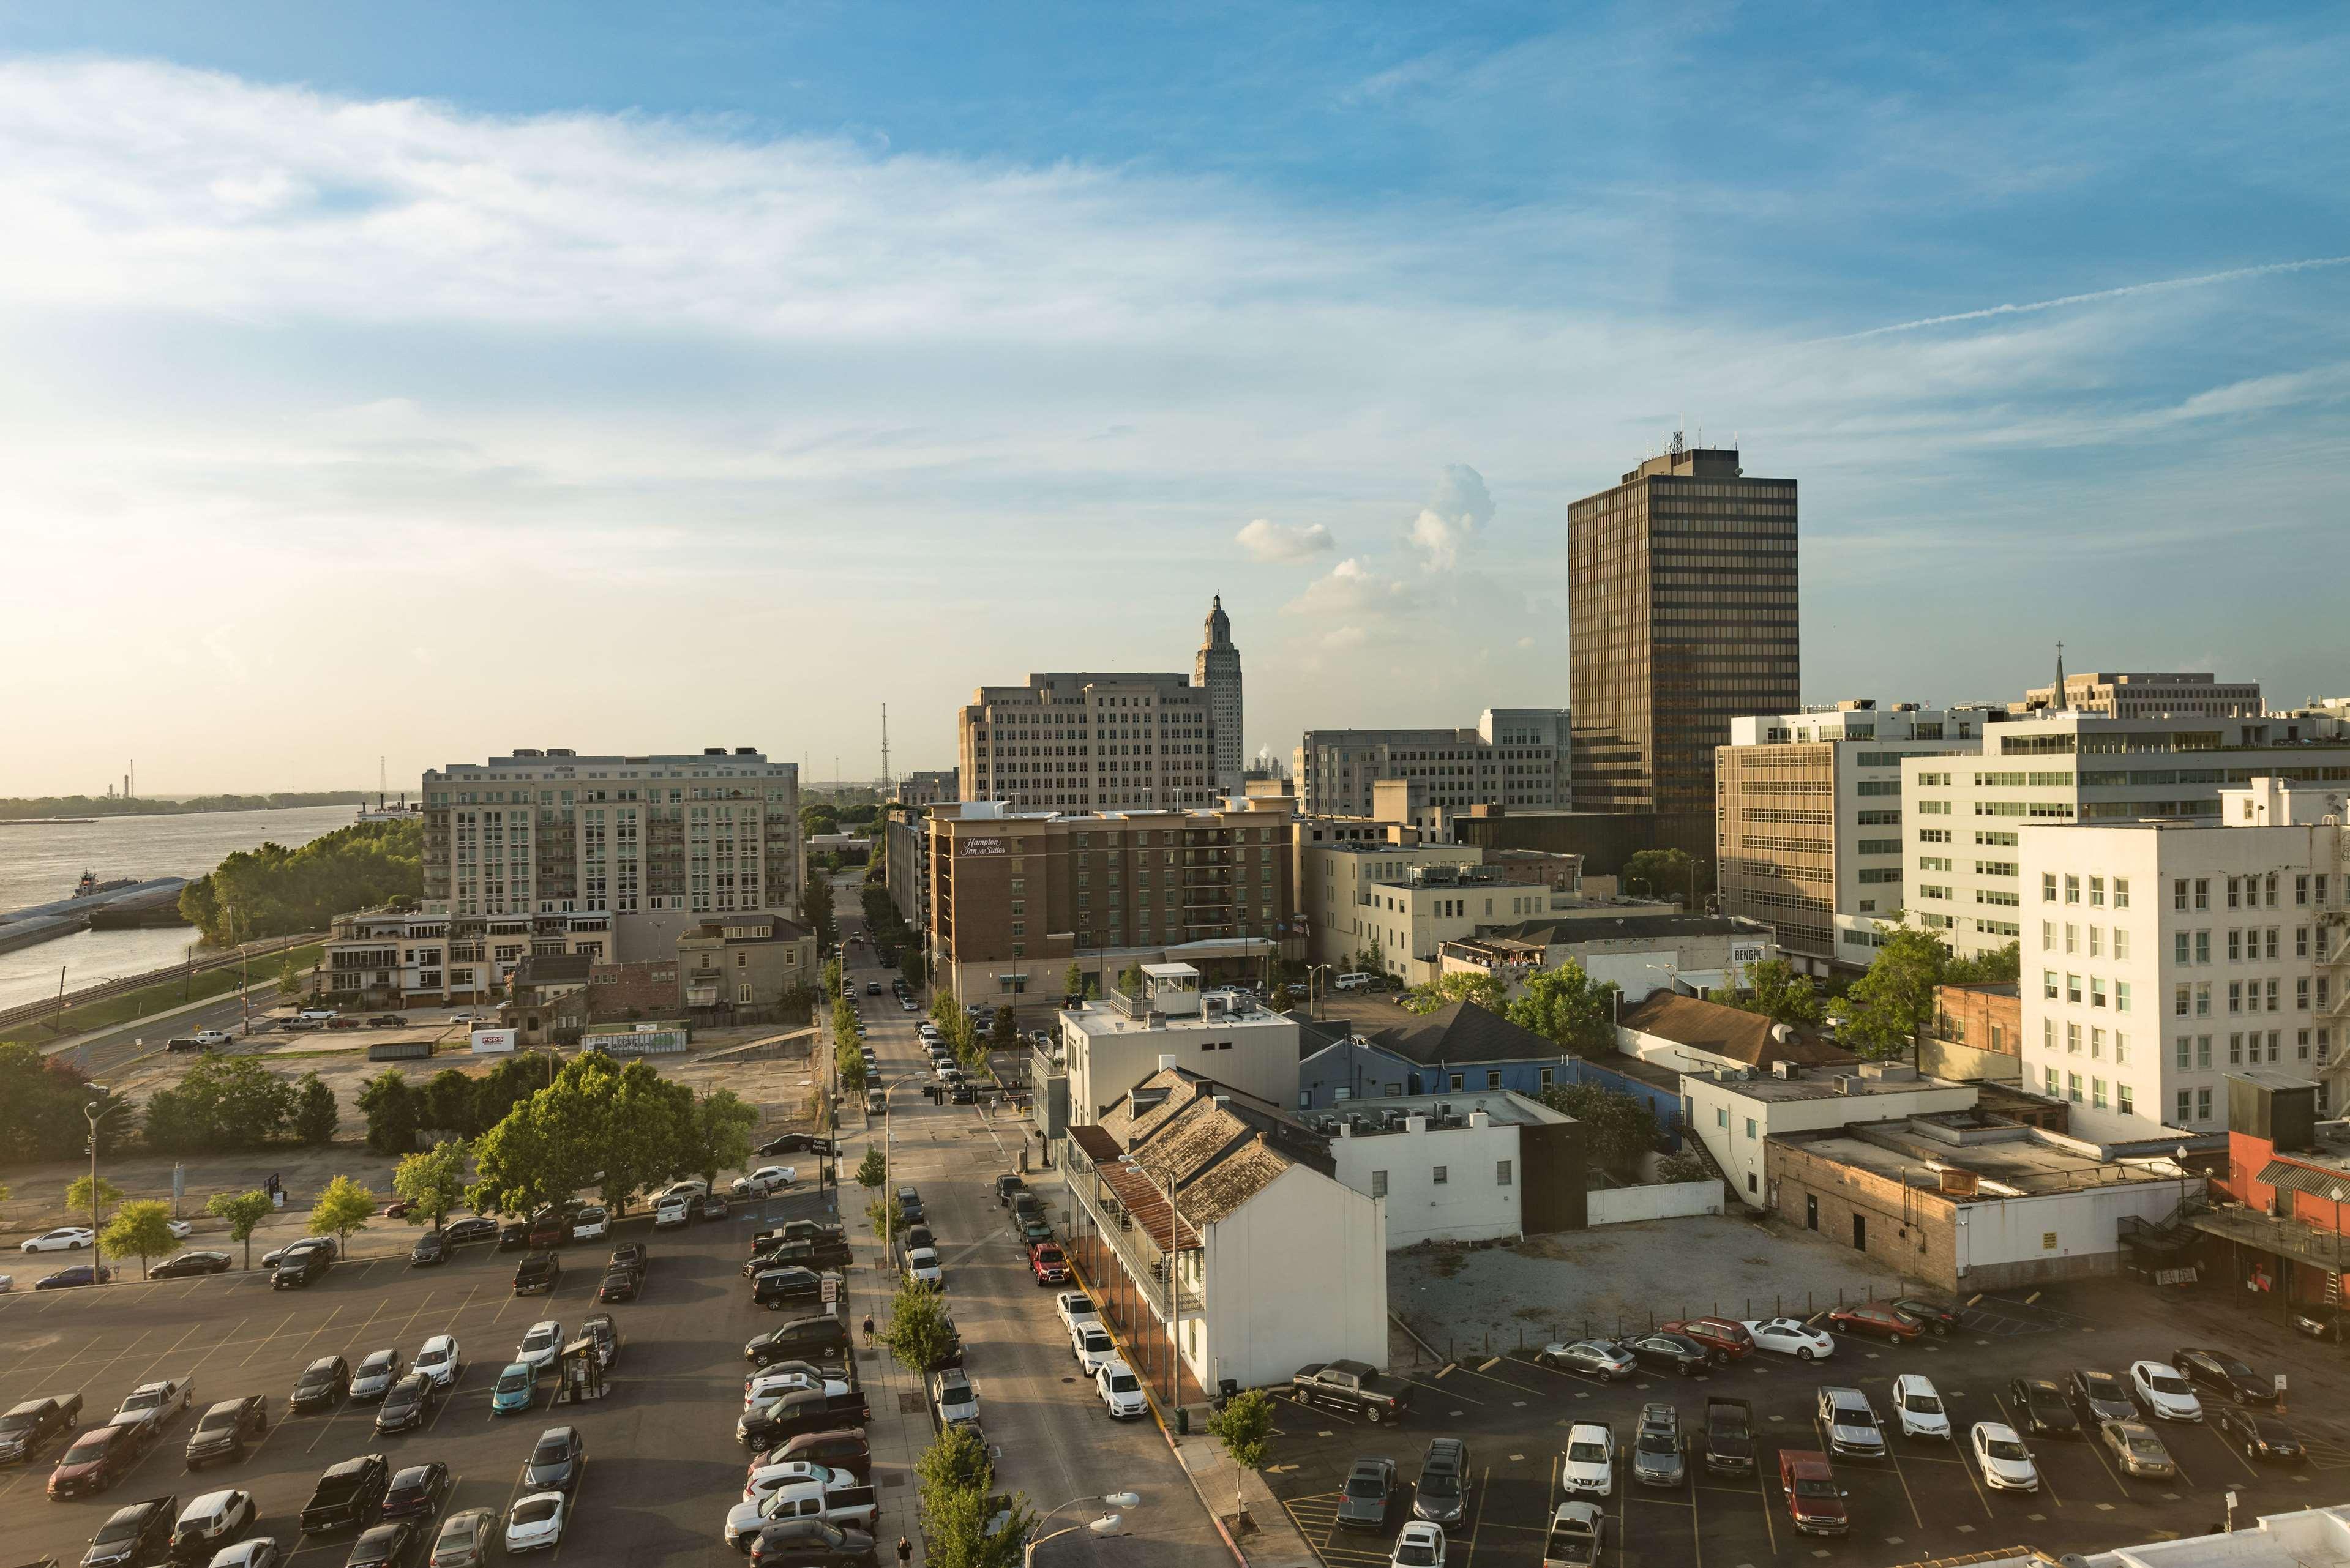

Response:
(1462, 1463), (1490, 1568)
(293, 1304), (346, 1359)
(124, 1318), (211, 1391)
(1398, 1375), (1484, 1405)
(241, 1311), (303, 1367)
(2078, 1426), (2135, 1498)
(1989, 1392), (2062, 1507)
(15, 1326), (154, 1404)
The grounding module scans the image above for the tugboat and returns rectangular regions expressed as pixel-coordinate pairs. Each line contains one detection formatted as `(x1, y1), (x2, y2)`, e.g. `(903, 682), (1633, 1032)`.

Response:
(72, 870), (99, 898)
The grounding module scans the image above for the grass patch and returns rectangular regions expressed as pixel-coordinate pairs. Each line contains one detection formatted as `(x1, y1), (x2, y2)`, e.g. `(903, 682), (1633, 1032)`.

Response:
(1428, 1248), (1467, 1279)
(29, 944), (324, 1039)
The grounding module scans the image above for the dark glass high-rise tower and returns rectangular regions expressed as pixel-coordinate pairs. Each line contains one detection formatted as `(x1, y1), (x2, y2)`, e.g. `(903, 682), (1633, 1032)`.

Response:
(1568, 441), (1799, 814)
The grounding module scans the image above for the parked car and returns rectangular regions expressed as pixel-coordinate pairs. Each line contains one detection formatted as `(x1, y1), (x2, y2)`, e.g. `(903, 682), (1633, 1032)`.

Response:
(929, 1370), (979, 1432)
(524, 1427), (585, 1493)
(414, 1336), (462, 1391)
(350, 1350), (406, 1404)
(608, 1244), (649, 1279)
(1778, 1450), (1847, 1536)
(380, 1463), (452, 1522)
(1818, 1387), (1884, 1460)
(651, 1195), (691, 1230)
(1631, 1406), (1685, 1488)
(184, 1397), (268, 1468)
(697, 1194), (731, 1223)
(2098, 1419), (2176, 1479)
(429, 1509), (497, 1568)
(1096, 1358), (1147, 1421)
(48, 1423), (148, 1498)
(261, 1235), (336, 1269)
(514, 1321), (564, 1376)
(1334, 1457), (1398, 1531)
(299, 1454), (391, 1534)
(1559, 1422), (1614, 1498)
(1072, 1323), (1115, 1375)
(566, 1208), (608, 1242)
(490, 1365), (537, 1417)
(2213, 1406), (2305, 1465)
(1541, 1503), (1602, 1567)
(1292, 1361), (1412, 1424)
(271, 1249), (330, 1290)
(2173, 1348), (2278, 1408)
(1659, 1317), (1753, 1365)
(1390, 1522), (1447, 1568)
(1969, 1421), (2040, 1492)
(2128, 1360), (2204, 1422)
(2068, 1368), (2137, 1426)
(1410, 1436), (1471, 1525)
(83, 1495), (177, 1567)
(369, 1016), (408, 1028)
(503, 1494), (567, 1555)
(754, 1269), (831, 1312)
(0, 1392), (85, 1464)
(1740, 1317), (1835, 1361)
(38, 1264), (114, 1289)
(1826, 1302), (1922, 1342)
(290, 1357), (351, 1413)
(373, 1375), (440, 1436)
(168, 1489), (258, 1566)
(597, 1270), (639, 1304)
(746, 1316), (850, 1367)
(1618, 1332), (1711, 1378)
(152, 1252), (233, 1280)
(442, 1217), (500, 1247)
(1536, 1340), (1634, 1381)
(1890, 1298), (1962, 1335)
(1890, 1374), (1950, 1441)
(496, 1223), (530, 1252)
(579, 1315), (621, 1370)
(512, 1254), (561, 1295)
(408, 1233), (450, 1267)
(2007, 1377), (2079, 1439)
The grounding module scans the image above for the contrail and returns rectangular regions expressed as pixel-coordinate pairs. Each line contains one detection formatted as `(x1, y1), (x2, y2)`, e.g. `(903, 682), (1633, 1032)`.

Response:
(1820, 255), (2350, 342)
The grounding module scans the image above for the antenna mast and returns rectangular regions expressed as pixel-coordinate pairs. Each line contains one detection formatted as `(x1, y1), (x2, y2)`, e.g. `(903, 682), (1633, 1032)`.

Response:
(880, 704), (891, 799)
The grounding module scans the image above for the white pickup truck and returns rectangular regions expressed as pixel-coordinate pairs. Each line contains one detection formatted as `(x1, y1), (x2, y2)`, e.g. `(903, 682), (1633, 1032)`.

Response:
(724, 1471), (880, 1547)
(113, 1379), (195, 1439)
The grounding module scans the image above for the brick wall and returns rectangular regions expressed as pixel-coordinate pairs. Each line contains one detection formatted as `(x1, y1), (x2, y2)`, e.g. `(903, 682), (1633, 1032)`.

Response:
(1934, 985), (2020, 1055)
(1765, 1139), (1959, 1292)
(586, 959), (681, 1020)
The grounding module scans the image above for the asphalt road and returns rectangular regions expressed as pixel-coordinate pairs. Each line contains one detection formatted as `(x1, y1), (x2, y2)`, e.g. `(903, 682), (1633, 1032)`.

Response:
(42, 986), (282, 1080)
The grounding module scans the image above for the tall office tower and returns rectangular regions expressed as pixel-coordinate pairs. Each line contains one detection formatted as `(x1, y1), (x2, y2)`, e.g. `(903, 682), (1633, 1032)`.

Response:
(1568, 439), (1800, 814)
(1196, 594), (1245, 795)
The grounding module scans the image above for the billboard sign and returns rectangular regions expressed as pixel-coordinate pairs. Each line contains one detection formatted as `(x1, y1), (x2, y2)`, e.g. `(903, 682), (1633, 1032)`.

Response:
(470, 1028), (518, 1055)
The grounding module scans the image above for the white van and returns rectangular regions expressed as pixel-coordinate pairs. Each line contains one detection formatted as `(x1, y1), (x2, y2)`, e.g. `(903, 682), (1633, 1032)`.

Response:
(1333, 972), (1374, 991)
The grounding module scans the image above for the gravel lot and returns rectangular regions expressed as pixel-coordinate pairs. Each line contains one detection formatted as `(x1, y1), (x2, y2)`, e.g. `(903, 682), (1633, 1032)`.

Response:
(1391, 1213), (1915, 1363)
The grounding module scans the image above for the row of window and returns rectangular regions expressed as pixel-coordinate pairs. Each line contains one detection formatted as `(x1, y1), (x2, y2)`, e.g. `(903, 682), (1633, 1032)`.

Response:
(2171, 873), (2331, 911)
(2045, 873), (2131, 906)
(2041, 969), (2135, 1010)
(2040, 1070), (2135, 1115)
(2040, 922), (2133, 959)
(2171, 977), (2331, 1015)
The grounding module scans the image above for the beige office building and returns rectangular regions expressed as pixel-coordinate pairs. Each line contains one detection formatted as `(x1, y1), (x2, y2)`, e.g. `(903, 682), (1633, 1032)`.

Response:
(1294, 708), (1570, 820)
(2013, 670), (2262, 719)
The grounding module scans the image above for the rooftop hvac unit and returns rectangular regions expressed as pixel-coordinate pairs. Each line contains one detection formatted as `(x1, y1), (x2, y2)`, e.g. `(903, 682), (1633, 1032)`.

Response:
(1772, 1060), (1802, 1081)
(1832, 1073), (1863, 1096)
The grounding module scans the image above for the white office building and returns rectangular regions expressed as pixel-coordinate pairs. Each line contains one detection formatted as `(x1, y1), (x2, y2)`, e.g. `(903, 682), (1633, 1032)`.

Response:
(2017, 778), (2345, 1142)
(1055, 964), (1301, 1129)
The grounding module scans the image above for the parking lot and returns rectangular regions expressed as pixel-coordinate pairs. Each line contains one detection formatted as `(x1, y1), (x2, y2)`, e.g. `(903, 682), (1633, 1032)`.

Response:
(1268, 1285), (2350, 1568)
(0, 1182), (850, 1567)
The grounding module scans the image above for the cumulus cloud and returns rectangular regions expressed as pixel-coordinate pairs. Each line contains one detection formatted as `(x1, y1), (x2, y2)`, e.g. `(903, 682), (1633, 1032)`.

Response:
(1282, 557), (1409, 619)
(1235, 518), (1336, 562)
(1404, 464), (1495, 570)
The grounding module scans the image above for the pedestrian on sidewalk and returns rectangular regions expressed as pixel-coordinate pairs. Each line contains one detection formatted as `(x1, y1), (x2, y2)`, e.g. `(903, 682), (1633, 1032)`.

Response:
(896, 1536), (912, 1566)
(862, 1312), (876, 1343)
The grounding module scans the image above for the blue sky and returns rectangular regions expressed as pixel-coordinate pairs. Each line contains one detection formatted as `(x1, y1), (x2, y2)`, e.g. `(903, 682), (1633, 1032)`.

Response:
(2, 4), (2344, 792)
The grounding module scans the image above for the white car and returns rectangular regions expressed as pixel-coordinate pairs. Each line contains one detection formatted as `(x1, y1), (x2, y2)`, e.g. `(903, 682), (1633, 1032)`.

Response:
(932, 1370), (979, 1428)
(568, 1207), (608, 1241)
(1560, 1422), (1614, 1497)
(415, 1334), (463, 1390)
(1742, 1316), (1836, 1361)
(167, 1219), (194, 1239)
(733, 1167), (798, 1198)
(206, 1540), (283, 1568)
(905, 1247), (943, 1286)
(192, 1029), (234, 1048)
(743, 1370), (825, 1407)
(2128, 1360), (2204, 1422)
(741, 1459), (834, 1505)
(657, 1179), (708, 1204)
(1072, 1323), (1116, 1375)
(20, 1227), (95, 1253)
(504, 1492), (567, 1553)
(1391, 1521), (1447, 1568)
(727, 1468), (838, 1548)
(515, 1321), (564, 1375)
(1096, 1357), (1147, 1420)
(1055, 1291), (1101, 1337)
(1891, 1373), (1950, 1439)
(652, 1195), (691, 1230)
(1969, 1421), (2040, 1491)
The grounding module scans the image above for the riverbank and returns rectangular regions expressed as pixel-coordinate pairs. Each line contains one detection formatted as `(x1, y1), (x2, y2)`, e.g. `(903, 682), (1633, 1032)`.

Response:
(0, 791), (366, 821)
(7, 941), (323, 1040)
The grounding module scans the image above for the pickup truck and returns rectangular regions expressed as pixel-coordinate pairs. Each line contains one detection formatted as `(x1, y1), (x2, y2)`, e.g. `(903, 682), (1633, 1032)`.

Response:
(1541, 1500), (1604, 1568)
(113, 1379), (194, 1438)
(0, 1392), (83, 1463)
(738, 1386), (872, 1449)
(726, 1474), (881, 1547)
(1292, 1360), (1411, 1425)
(755, 1226), (851, 1269)
(1779, 1449), (1849, 1537)
(1704, 1396), (1754, 1473)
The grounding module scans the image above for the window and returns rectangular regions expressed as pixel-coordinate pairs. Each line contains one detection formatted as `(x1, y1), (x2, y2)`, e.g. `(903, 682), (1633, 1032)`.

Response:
(1448, 1073), (1464, 1091)
(2196, 930), (2211, 963)
(2176, 1090), (2193, 1124)
(2093, 1078), (2108, 1110)
(2195, 982), (2211, 1017)
(2118, 1084), (2134, 1116)
(2267, 978), (2280, 1013)
(2114, 878), (2130, 908)
(2046, 1066), (2060, 1096)
(1716, 1107), (1729, 1128)
(2066, 1021), (2081, 1053)
(2065, 923), (2078, 954)
(2065, 875), (2081, 904)
(2228, 929), (2242, 962)
(1486, 1070), (1502, 1089)
(1539, 1067), (1554, 1088)
(2174, 984), (2190, 1017)
(2041, 920), (2056, 952)
(2173, 878), (2188, 911)
(1495, 1160), (1513, 1187)
(2116, 1031), (2129, 1063)
(2043, 1017), (2056, 1050)
(2091, 1026), (2105, 1057)
(2114, 928), (2130, 960)
(2195, 878), (2210, 911)
(2197, 1087), (2212, 1121)
(739, 982), (754, 1004)
(2046, 970), (2062, 1000)
(1432, 1165), (1448, 1186)
(2175, 931), (2191, 964)
(1744, 1118), (1757, 1140)
(2116, 980), (2131, 1013)
(2067, 973), (2081, 1004)
(1371, 1170), (1388, 1198)
(2300, 977), (2311, 1010)
(2299, 927), (2311, 958)
(2091, 977), (2106, 1008)
(2228, 980), (2242, 1014)
(2090, 876), (2106, 906)
(2198, 1034), (2213, 1069)
(2229, 1032), (2243, 1066)
(2176, 1035), (2192, 1069)
(2043, 873), (2059, 903)
(2089, 925), (2102, 957)
(2067, 1072), (2082, 1103)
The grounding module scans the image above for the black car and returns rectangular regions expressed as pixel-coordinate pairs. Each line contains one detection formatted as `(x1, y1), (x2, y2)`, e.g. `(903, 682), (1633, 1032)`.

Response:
(442, 1217), (500, 1247)
(150, 1252), (233, 1280)
(597, 1270), (639, 1304)
(374, 1375), (440, 1435)
(1334, 1457), (1396, 1531)
(291, 1356), (353, 1413)
(496, 1223), (531, 1253)
(525, 1425), (585, 1493)
(379, 1462), (452, 1521)
(300, 1453), (391, 1534)
(746, 1317), (850, 1366)
(2008, 1377), (2081, 1438)
(2067, 1370), (2136, 1426)
(369, 1016), (408, 1027)
(1891, 1298), (1962, 1336)
(272, 1249), (331, 1290)
(83, 1495), (176, 1568)
(2172, 1348), (2276, 1408)
(185, 1396), (268, 1468)
(608, 1244), (648, 1278)
(37, 1264), (113, 1289)
(409, 1233), (449, 1266)
(513, 1253), (561, 1294)
(2213, 1406), (2304, 1465)
(1619, 1332), (1712, 1377)
(343, 1521), (423, 1568)
(752, 1267), (826, 1309)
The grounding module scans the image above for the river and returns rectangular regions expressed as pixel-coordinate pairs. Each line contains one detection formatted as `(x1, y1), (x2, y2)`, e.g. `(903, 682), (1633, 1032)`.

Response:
(0, 802), (361, 1012)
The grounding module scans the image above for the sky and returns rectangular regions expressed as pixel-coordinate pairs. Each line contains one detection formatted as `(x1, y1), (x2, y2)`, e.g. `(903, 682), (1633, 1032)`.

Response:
(2, 2), (2345, 796)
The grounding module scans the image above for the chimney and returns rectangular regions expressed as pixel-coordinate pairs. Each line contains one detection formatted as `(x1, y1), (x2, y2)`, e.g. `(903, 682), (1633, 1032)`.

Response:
(1158, 1053), (1178, 1072)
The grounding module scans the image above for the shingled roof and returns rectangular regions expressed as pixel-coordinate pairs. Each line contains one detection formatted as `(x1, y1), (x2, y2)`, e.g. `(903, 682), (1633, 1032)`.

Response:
(1367, 1000), (1560, 1067)
(1083, 1066), (1330, 1240)
(1617, 991), (1854, 1069)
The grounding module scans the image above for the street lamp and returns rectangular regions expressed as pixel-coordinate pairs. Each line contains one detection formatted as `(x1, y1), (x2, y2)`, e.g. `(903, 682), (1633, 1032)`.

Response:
(84, 1087), (128, 1236)
(1306, 964), (1335, 1021)
(1024, 1491), (1141, 1564)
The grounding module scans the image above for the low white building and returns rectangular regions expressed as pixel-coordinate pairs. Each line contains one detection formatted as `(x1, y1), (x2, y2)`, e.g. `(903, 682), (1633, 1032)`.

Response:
(1052, 962), (1299, 1133)
(1917, 1504), (2350, 1568)
(1060, 1067), (1386, 1400)
(1442, 914), (1776, 1002)
(1684, 1061), (1978, 1209)
(320, 906), (615, 1006)
(1311, 1091), (1581, 1247)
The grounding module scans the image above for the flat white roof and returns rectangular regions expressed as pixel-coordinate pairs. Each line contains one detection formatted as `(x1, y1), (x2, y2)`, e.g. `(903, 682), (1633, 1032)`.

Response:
(1141, 963), (1199, 979)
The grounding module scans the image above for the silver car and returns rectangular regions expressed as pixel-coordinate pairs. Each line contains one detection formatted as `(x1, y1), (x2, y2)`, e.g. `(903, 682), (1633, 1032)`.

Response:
(1631, 1403), (1685, 1487)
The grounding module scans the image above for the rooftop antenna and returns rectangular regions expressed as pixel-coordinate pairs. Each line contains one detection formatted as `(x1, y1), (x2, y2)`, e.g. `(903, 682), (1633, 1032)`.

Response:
(881, 703), (891, 799)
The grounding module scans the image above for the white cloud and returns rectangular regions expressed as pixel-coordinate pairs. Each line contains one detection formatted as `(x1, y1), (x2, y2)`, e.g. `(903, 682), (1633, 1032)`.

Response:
(1235, 518), (1336, 562)
(1404, 463), (1496, 570)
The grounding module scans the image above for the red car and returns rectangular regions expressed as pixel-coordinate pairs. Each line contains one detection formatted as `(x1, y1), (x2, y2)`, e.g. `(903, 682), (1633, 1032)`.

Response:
(1028, 1242), (1070, 1285)
(1827, 1302), (1923, 1342)
(47, 1423), (148, 1498)
(1660, 1317), (1754, 1364)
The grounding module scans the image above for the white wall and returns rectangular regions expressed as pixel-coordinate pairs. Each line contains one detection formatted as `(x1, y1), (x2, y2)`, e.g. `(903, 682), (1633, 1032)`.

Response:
(1953, 1180), (2195, 1280)
(1327, 1118), (1524, 1247)
(1064, 1013), (1301, 1125)
(1199, 1163), (1387, 1391)
(1588, 1181), (1724, 1225)
(1685, 1073), (1981, 1209)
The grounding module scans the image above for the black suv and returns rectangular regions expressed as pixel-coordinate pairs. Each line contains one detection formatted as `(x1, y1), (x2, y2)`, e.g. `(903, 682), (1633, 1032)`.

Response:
(81, 1495), (176, 1568)
(185, 1396), (268, 1468)
(273, 1249), (332, 1290)
(300, 1453), (391, 1534)
(291, 1356), (353, 1413)
(746, 1316), (850, 1366)
(513, 1253), (561, 1295)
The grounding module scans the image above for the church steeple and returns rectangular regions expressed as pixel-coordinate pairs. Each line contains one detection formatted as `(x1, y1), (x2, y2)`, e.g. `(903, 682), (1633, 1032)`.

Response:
(2052, 640), (2067, 712)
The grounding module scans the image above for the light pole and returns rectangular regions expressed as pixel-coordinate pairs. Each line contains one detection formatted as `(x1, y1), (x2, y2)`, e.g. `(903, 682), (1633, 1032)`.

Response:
(84, 1087), (127, 1238)
(1023, 1491), (1140, 1565)
(1306, 963), (1334, 1021)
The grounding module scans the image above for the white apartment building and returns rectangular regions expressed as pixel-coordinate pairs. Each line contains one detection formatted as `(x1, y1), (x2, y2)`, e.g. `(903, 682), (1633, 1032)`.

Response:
(1314, 1091), (1577, 1246)
(2018, 778), (2346, 1143)
(1900, 713), (2350, 965)
(1716, 701), (1995, 974)
(1294, 708), (1569, 819)
(321, 908), (615, 1006)
(1055, 965), (1302, 1129)
(420, 747), (803, 961)
(1300, 838), (1482, 971)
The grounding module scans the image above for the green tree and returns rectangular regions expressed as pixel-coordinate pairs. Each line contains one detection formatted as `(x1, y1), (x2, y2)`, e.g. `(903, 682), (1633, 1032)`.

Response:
(1622, 847), (1698, 903)
(309, 1174), (376, 1249)
(917, 1426), (1031, 1568)
(1268, 982), (1295, 1010)
(142, 1055), (300, 1152)
(856, 1147), (888, 1189)
(1843, 925), (1953, 1064)
(357, 1069), (421, 1155)
(880, 1277), (960, 1373)
(470, 1056), (547, 1133)
(66, 1173), (125, 1225)
(276, 954), (302, 1001)
(0, 1043), (129, 1163)
(1946, 940), (2021, 984)
(989, 1005), (1018, 1053)
(421, 1069), (480, 1138)
(100, 1199), (180, 1280)
(1402, 970), (1508, 1015)
(293, 1071), (339, 1146)
(800, 876), (837, 952)
(1718, 959), (1824, 1027)
(1061, 962), (1087, 999)
(1506, 962), (1620, 1055)
(178, 818), (422, 944)
(837, 1039), (869, 1092)
(393, 1139), (470, 1231)
(1207, 1387), (1276, 1517)
(866, 1193), (899, 1244)
(1538, 1080), (1663, 1183)
(821, 956), (844, 1001)
(206, 1189), (274, 1270)
(685, 1089), (760, 1184)
(1117, 961), (1146, 998)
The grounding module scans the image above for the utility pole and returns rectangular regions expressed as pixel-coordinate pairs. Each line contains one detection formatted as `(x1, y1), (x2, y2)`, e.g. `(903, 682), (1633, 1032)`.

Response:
(881, 704), (891, 801)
